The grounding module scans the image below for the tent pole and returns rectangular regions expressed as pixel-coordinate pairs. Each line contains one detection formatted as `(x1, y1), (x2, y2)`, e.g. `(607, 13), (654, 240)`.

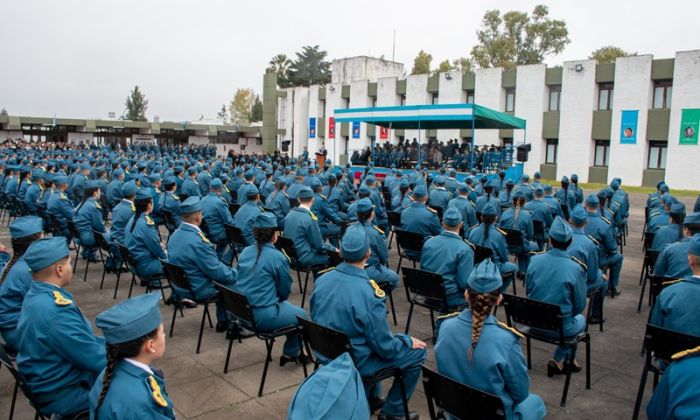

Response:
(470, 114), (475, 172)
(418, 120), (422, 166)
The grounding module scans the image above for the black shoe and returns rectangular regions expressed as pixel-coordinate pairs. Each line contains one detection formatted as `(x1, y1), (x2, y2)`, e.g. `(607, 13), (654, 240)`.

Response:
(369, 396), (386, 413)
(589, 316), (605, 325)
(565, 360), (582, 373)
(216, 321), (228, 333)
(607, 288), (620, 297)
(378, 411), (419, 420)
(179, 298), (197, 309)
(547, 360), (566, 377)
(225, 325), (256, 340)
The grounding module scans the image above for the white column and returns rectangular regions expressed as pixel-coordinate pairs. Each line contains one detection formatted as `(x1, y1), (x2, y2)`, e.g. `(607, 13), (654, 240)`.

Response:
(513, 64), (547, 175)
(291, 87), (309, 159)
(437, 70), (465, 142)
(405, 73), (430, 143)
(325, 82), (344, 164)
(474, 67), (503, 146)
(349, 80), (372, 153)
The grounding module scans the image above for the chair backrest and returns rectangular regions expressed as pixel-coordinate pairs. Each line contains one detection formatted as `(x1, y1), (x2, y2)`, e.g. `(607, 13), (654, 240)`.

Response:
(502, 293), (563, 333)
(215, 283), (256, 326)
(297, 316), (353, 361)
(66, 220), (81, 238)
(162, 211), (177, 233)
(645, 250), (660, 271)
(229, 203), (241, 217)
(0, 344), (44, 413)
(473, 245), (493, 264)
(224, 223), (246, 247)
(160, 260), (194, 295)
(275, 235), (299, 261)
(501, 228), (524, 248)
(401, 267), (448, 310)
(178, 193), (189, 202)
(532, 220), (545, 237)
(92, 230), (111, 253)
(387, 211), (402, 228)
(421, 366), (506, 420)
(328, 249), (342, 267)
(289, 198), (300, 208)
(117, 243), (136, 268)
(649, 275), (678, 307)
(428, 206), (444, 220)
(395, 229), (426, 254)
(643, 231), (655, 250)
(199, 219), (211, 237)
(643, 323), (700, 363)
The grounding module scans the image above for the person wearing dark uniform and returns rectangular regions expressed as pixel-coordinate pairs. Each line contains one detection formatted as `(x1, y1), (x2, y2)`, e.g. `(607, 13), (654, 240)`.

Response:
(356, 198), (400, 290)
(647, 345), (700, 420)
(124, 189), (167, 279)
(652, 203), (686, 251)
(448, 183), (478, 229)
(584, 194), (624, 296)
(435, 259), (546, 420)
(654, 212), (700, 279)
(468, 203), (517, 290)
(16, 237), (106, 416)
(283, 187), (336, 268)
(311, 224), (426, 420)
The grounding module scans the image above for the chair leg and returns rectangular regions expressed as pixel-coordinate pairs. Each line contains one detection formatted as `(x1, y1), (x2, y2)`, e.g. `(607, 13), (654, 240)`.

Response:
(395, 255), (403, 273)
(637, 274), (648, 313)
(258, 339), (274, 397)
(300, 270), (311, 308)
(9, 380), (18, 420)
(169, 305), (178, 337)
(395, 371), (410, 420)
(404, 303), (415, 334)
(388, 291), (397, 326)
(128, 274), (136, 298)
(223, 336), (235, 374)
(526, 337), (532, 369)
(205, 305), (214, 328)
(296, 270), (303, 295)
(99, 267), (107, 289)
(83, 258), (90, 283)
(429, 310), (436, 343)
(632, 365), (650, 420)
(560, 346), (578, 407)
(387, 231), (394, 250)
(196, 304), (208, 354)
(298, 332), (308, 378)
(586, 338), (591, 389)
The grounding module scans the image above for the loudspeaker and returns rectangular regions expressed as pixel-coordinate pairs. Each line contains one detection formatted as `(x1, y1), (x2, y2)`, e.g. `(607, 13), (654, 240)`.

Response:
(516, 143), (531, 162)
(281, 140), (291, 152)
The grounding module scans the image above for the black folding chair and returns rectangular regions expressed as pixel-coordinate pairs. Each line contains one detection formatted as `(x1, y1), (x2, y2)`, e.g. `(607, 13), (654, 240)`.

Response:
(394, 229), (425, 272)
(93, 231), (129, 298)
(296, 317), (410, 418)
(228, 202), (241, 217)
(428, 205), (444, 221)
(532, 220), (545, 250)
(199, 218), (211, 239)
(642, 231), (655, 252)
(116, 243), (168, 300)
(224, 223), (247, 263)
(501, 293), (591, 407)
(216, 284), (305, 396)
(632, 324), (700, 420)
(162, 210), (178, 241)
(66, 220), (82, 271)
(473, 244), (493, 265)
(275, 235), (327, 308)
(502, 228), (524, 255)
(637, 251), (661, 312)
(386, 210), (402, 250)
(421, 365), (505, 420)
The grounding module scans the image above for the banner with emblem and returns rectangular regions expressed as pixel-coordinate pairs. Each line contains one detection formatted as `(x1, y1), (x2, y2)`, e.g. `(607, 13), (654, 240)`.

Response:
(328, 117), (335, 139)
(352, 121), (360, 139)
(620, 110), (638, 145)
(379, 126), (389, 140)
(309, 117), (316, 139)
(679, 109), (700, 145)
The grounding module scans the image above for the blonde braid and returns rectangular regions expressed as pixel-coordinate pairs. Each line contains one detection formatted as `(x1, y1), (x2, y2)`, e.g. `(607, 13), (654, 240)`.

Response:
(467, 291), (500, 361)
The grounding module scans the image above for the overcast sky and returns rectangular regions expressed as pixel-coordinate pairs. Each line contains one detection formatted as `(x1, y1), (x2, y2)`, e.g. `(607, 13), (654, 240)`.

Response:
(1, 0), (698, 122)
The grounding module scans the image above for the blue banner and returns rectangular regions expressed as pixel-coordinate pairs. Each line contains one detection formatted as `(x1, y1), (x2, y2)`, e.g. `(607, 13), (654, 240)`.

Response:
(620, 110), (638, 144)
(352, 121), (361, 139)
(309, 117), (316, 139)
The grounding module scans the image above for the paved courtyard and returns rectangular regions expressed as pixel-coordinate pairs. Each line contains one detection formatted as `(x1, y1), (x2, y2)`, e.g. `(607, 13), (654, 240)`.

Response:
(0, 191), (695, 419)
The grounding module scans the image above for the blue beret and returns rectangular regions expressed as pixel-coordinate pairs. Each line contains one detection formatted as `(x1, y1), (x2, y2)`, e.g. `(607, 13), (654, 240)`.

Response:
(25, 237), (69, 272)
(413, 185), (427, 199)
(571, 174), (579, 183)
(254, 212), (277, 229)
(561, 176), (569, 184)
(512, 190), (525, 200)
(135, 188), (151, 201)
(245, 170), (255, 179)
(356, 198), (374, 213)
(689, 234), (700, 256)
(670, 202), (686, 216)
(659, 184), (669, 193)
(234, 167), (244, 175)
(506, 179), (515, 187)
(549, 216), (572, 243)
(246, 185), (260, 198)
(610, 179), (620, 190)
(482, 203), (498, 217)
(163, 176), (176, 186)
(137, 162), (147, 169)
(309, 177), (322, 189)
(121, 182), (136, 197)
(684, 212), (700, 226)
(570, 205), (588, 225)
(149, 173), (161, 182)
(466, 259), (502, 293)
(10, 216), (43, 239)
(543, 184), (553, 194)
(365, 175), (375, 184)
(54, 175), (69, 186)
(449, 168), (457, 175)
(533, 186), (544, 196)
(31, 169), (44, 181)
(434, 176), (446, 185)
(458, 183), (468, 193)
(341, 224), (370, 262)
(113, 169), (125, 178)
(533, 172), (541, 178)
(521, 174), (530, 182)
(85, 180), (100, 189)
(298, 187), (314, 200)
(443, 207), (463, 227)
(81, 163), (91, 171)
(585, 194), (600, 206)
(210, 178), (223, 190)
(180, 197), (202, 214)
(287, 352), (369, 419)
(358, 186), (371, 196)
(663, 195), (677, 206)
(96, 293), (162, 345)
(328, 174), (337, 181)
(187, 167), (197, 175)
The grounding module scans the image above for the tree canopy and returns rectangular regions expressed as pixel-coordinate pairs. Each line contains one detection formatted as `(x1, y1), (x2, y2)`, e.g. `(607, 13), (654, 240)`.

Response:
(286, 45), (331, 87)
(269, 54), (292, 88)
(589, 46), (636, 64)
(411, 50), (432, 75)
(228, 88), (256, 124)
(123, 85), (148, 121)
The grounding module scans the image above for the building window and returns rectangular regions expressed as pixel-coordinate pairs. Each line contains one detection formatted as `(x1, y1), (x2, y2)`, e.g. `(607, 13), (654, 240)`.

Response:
(548, 85), (561, 111)
(598, 83), (614, 111)
(653, 81), (673, 109)
(431, 93), (438, 105)
(545, 139), (558, 164)
(594, 140), (610, 167)
(466, 90), (474, 104)
(400, 95), (406, 106)
(648, 141), (667, 169)
(371, 98), (377, 108)
(319, 100), (326, 117)
(505, 89), (515, 112)
(502, 137), (513, 148)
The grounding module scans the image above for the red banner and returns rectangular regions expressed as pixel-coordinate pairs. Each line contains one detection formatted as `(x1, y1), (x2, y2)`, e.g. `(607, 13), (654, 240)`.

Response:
(379, 126), (389, 140)
(328, 117), (335, 139)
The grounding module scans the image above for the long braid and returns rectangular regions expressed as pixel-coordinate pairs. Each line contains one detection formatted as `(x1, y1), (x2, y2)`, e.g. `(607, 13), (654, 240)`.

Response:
(467, 290), (500, 361)
(253, 227), (275, 266)
(0, 236), (36, 284)
(482, 214), (496, 243)
(130, 198), (151, 233)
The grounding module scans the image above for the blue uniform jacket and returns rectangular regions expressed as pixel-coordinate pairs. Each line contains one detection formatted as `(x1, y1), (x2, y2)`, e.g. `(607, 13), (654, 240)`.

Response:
(647, 351), (700, 420)
(47, 190), (74, 229)
(467, 224), (510, 268)
(400, 202), (441, 241)
(232, 201), (264, 246)
(110, 200), (135, 245)
(265, 191), (291, 227)
(180, 178), (200, 198)
(234, 243), (293, 308)
(525, 249), (587, 320)
(25, 183), (43, 214)
(124, 214), (166, 272)
(282, 207), (334, 267)
(651, 224), (684, 251)
(159, 192), (182, 227)
(421, 231), (474, 299)
(201, 192), (235, 243)
(448, 196), (478, 228)
(0, 258), (32, 349)
(653, 239), (693, 279)
(651, 277), (700, 337)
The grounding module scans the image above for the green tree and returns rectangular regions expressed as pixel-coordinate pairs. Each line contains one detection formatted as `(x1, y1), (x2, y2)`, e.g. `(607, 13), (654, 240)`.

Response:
(250, 95), (263, 122)
(216, 104), (228, 124)
(434, 59), (454, 75)
(269, 53), (292, 88)
(287, 46), (331, 87)
(228, 88), (256, 124)
(0, 108), (7, 117)
(589, 46), (636, 64)
(470, 5), (570, 69)
(411, 50), (433, 75)
(452, 57), (475, 73)
(123, 85), (148, 121)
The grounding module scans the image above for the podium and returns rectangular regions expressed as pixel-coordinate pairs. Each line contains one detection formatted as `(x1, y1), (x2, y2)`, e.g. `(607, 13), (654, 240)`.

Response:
(315, 152), (326, 168)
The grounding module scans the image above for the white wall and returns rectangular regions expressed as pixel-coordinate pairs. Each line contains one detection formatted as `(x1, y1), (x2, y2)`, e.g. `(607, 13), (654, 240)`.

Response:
(291, 87), (309, 158)
(307, 85), (320, 155)
(376, 76), (400, 145)
(437, 70), (464, 142)
(324, 82), (344, 164)
(405, 73), (430, 143)
(0, 131), (22, 140)
(349, 80), (371, 152)
(474, 67), (503, 146)
(608, 55), (653, 186)
(513, 64), (547, 174)
(67, 132), (94, 145)
(332, 57), (404, 84)
(665, 50), (700, 190)
(557, 60), (597, 181)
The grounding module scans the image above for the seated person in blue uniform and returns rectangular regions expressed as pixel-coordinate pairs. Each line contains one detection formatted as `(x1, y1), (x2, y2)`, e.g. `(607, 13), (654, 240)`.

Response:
(124, 189), (167, 280)
(24, 169), (45, 215)
(16, 237), (106, 417)
(236, 170), (257, 205)
(583, 194), (624, 296)
(554, 176), (576, 219)
(651, 202), (686, 251)
(110, 182), (136, 246)
(428, 176), (452, 210)
(648, 194), (675, 233)
(322, 174), (348, 219)
(202, 178), (236, 265)
(347, 186), (372, 222)
(233, 185), (264, 246)
(265, 180), (291, 228)
(400, 184), (441, 247)
(167, 197), (238, 333)
(542, 184), (563, 219)
(392, 179), (413, 212)
(525, 216), (587, 376)
(499, 192), (537, 275)
(234, 212), (308, 365)
(180, 167), (201, 198)
(421, 207), (474, 308)
(309, 177), (343, 243)
(651, 234), (700, 338)
(523, 186), (554, 250)
(159, 176), (182, 228)
(468, 203), (517, 291)
(435, 259), (546, 420)
(0, 216), (45, 352)
(475, 179), (501, 216)
(654, 212), (700, 279)
(647, 344), (700, 420)
(46, 175), (74, 241)
(356, 198), (400, 291)
(73, 180), (110, 261)
(288, 352), (370, 420)
(311, 224), (427, 420)
(448, 182), (478, 229)
(89, 293), (175, 419)
(283, 187), (336, 268)
(498, 179), (516, 210)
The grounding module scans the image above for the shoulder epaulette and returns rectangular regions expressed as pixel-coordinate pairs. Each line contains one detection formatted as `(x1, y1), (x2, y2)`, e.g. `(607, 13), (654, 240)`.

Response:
(497, 321), (524, 338)
(650, 196), (659, 202)
(649, 211), (660, 218)
(145, 215), (155, 225)
(172, 194), (179, 200)
(148, 375), (168, 407)
(437, 312), (460, 320)
(427, 206), (437, 214)
(611, 201), (621, 208)
(131, 203), (136, 212)
(496, 227), (507, 236)
(52, 290), (72, 306)
(463, 238), (476, 249)
(529, 250), (545, 255)
(95, 202), (102, 209)
(320, 194), (327, 200)
(672, 345), (700, 360)
(283, 192), (289, 198)
(601, 216), (611, 224)
(317, 266), (334, 275)
(369, 279), (386, 298)
(587, 235), (600, 246)
(309, 211), (318, 221)
(570, 256), (587, 271)
(280, 248), (291, 264)
(60, 192), (67, 200)
(662, 278), (683, 287)
(373, 225), (385, 235)
(198, 231), (210, 244)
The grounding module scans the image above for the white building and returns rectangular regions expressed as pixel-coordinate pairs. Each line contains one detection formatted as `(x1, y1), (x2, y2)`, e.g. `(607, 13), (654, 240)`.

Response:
(273, 52), (700, 189)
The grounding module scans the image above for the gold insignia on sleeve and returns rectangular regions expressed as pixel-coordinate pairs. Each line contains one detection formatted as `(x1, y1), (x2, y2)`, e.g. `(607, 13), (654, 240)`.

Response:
(148, 375), (168, 407)
(131, 203), (136, 212)
(309, 211), (318, 221)
(281, 248), (291, 263)
(369, 279), (386, 298)
(672, 345), (700, 360)
(497, 321), (524, 338)
(570, 256), (587, 271)
(198, 232), (210, 244)
(53, 291), (72, 306)
(373, 225), (385, 235)
(146, 216), (155, 225)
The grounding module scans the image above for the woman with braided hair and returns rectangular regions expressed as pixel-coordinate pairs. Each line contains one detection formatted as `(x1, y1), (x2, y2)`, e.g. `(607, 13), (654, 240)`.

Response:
(499, 191), (537, 275)
(124, 189), (166, 280)
(90, 293), (175, 419)
(0, 216), (44, 352)
(468, 203), (517, 291)
(234, 212), (308, 366)
(435, 259), (546, 420)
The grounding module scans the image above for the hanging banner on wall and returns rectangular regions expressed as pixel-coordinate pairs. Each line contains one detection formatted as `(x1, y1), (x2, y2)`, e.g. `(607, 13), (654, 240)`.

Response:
(379, 126), (389, 140)
(309, 117), (316, 139)
(620, 110), (638, 144)
(679, 108), (700, 145)
(328, 117), (335, 139)
(352, 121), (361, 139)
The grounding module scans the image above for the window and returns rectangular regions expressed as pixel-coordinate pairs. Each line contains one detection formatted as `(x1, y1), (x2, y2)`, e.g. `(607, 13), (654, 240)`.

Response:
(598, 83), (614, 111)
(505, 89), (515, 112)
(319, 100), (326, 117)
(371, 98), (377, 108)
(648, 141), (667, 169)
(545, 139), (558, 164)
(502, 137), (513, 148)
(548, 85), (561, 111)
(466, 90), (475, 104)
(653, 81), (673, 109)
(594, 140), (610, 167)
(400, 95), (406, 106)
(431, 93), (438, 105)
